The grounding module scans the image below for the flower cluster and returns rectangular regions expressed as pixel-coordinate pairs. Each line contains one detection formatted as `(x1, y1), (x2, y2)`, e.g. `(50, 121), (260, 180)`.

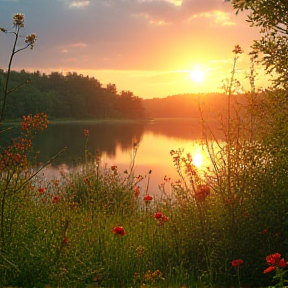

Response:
(84, 129), (89, 137)
(21, 113), (49, 137)
(195, 185), (210, 202)
(233, 44), (243, 54)
(112, 225), (126, 236)
(13, 13), (24, 27)
(0, 137), (33, 168)
(25, 33), (37, 50)
(144, 269), (165, 285)
(154, 212), (168, 226)
(231, 259), (244, 267)
(264, 253), (287, 273)
(144, 195), (153, 204)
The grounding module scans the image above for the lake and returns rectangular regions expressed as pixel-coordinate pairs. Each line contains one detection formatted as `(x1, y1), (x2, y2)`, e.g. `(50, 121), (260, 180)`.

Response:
(3, 118), (224, 196)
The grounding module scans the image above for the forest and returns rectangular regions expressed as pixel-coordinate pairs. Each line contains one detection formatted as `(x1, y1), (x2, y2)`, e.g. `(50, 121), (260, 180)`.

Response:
(0, 69), (145, 120)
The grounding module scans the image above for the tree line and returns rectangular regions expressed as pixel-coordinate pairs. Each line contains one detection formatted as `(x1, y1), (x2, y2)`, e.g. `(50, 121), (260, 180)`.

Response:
(0, 69), (146, 120)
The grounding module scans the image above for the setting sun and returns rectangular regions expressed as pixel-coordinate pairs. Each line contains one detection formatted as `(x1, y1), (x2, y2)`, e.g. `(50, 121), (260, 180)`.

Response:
(190, 69), (205, 83)
(192, 151), (203, 167)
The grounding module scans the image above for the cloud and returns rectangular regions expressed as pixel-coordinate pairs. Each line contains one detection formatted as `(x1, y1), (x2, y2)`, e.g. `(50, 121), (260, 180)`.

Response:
(69, 0), (89, 8)
(70, 42), (87, 47)
(190, 10), (236, 26)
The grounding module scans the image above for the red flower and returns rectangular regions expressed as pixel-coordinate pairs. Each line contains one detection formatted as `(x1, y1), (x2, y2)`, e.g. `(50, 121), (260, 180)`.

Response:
(38, 187), (45, 193)
(134, 186), (140, 197)
(263, 228), (268, 234)
(264, 266), (276, 274)
(144, 195), (153, 202)
(161, 216), (168, 222)
(266, 253), (281, 266)
(264, 253), (287, 273)
(112, 226), (126, 236)
(52, 195), (60, 203)
(231, 259), (244, 267)
(63, 237), (69, 244)
(84, 129), (89, 137)
(195, 185), (210, 202)
(154, 212), (163, 219)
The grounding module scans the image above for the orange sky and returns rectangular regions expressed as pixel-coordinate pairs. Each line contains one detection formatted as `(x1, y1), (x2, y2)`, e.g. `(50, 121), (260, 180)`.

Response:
(0, 0), (271, 99)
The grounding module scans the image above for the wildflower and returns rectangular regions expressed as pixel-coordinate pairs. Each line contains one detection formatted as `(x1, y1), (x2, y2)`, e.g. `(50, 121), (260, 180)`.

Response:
(134, 185), (140, 197)
(233, 44), (243, 54)
(154, 212), (168, 226)
(83, 177), (89, 184)
(84, 129), (89, 137)
(63, 237), (69, 244)
(38, 187), (45, 193)
(52, 195), (60, 203)
(195, 185), (210, 202)
(136, 246), (145, 257)
(144, 195), (153, 203)
(53, 179), (60, 186)
(263, 228), (268, 234)
(232, 259), (244, 267)
(132, 137), (138, 147)
(112, 225), (126, 236)
(25, 33), (37, 50)
(154, 212), (163, 219)
(264, 266), (276, 274)
(161, 216), (168, 222)
(264, 253), (287, 273)
(13, 13), (24, 27)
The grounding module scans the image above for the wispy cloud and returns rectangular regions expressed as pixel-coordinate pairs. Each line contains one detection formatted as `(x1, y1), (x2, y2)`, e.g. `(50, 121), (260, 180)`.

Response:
(70, 42), (87, 48)
(189, 10), (235, 26)
(69, 1), (90, 8)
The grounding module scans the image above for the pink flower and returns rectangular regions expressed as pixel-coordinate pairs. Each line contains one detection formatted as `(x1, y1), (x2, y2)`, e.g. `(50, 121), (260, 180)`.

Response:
(231, 259), (244, 267)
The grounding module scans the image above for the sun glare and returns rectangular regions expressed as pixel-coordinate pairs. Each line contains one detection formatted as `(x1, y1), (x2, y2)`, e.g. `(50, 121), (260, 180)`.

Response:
(190, 69), (205, 83)
(192, 151), (203, 168)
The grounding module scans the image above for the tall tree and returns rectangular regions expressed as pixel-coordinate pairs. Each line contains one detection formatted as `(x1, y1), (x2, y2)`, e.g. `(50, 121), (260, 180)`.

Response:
(227, 0), (288, 88)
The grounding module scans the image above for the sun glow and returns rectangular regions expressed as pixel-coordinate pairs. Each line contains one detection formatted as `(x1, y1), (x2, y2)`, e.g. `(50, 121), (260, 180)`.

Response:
(192, 151), (203, 168)
(190, 69), (205, 83)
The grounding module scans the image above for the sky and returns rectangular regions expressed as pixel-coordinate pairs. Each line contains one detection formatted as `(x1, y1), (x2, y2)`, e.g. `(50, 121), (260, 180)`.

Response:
(0, 0), (270, 99)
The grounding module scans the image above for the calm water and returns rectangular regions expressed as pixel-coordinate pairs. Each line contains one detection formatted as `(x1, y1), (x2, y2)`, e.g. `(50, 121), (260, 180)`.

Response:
(3, 118), (223, 196)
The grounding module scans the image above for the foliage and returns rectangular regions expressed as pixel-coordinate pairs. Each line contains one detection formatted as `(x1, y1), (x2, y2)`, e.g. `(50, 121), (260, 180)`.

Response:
(226, 0), (288, 89)
(0, 70), (146, 120)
